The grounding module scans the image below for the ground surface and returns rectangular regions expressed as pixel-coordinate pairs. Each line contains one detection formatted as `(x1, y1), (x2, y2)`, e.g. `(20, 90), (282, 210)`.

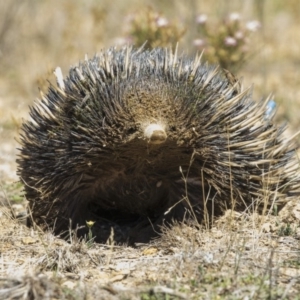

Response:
(0, 204), (300, 299)
(1, 1), (300, 299)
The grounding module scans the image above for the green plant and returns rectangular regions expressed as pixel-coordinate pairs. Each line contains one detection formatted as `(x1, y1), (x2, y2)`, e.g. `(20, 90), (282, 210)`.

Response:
(193, 13), (261, 72)
(85, 220), (95, 247)
(127, 6), (185, 50)
(278, 223), (294, 236)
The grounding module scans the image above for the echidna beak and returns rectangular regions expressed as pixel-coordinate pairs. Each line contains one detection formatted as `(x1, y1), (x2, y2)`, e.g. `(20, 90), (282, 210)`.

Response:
(144, 124), (167, 145)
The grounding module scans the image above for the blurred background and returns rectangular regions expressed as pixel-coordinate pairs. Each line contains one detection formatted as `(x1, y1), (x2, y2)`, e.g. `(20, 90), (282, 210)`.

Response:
(0, 0), (299, 184)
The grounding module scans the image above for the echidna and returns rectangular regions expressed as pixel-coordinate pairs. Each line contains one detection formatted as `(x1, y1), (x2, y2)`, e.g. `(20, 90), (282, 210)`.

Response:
(17, 47), (300, 244)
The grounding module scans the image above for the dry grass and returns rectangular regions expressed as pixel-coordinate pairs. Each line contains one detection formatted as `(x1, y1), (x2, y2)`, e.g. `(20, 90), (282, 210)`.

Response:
(1, 0), (300, 299)
(1, 203), (300, 299)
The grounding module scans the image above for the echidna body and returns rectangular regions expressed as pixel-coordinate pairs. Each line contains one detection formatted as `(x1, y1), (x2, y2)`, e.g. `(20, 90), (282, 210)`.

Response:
(17, 47), (300, 243)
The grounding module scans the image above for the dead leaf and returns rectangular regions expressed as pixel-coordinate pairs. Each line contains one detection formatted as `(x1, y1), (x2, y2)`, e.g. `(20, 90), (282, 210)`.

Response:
(142, 247), (158, 255)
(22, 237), (37, 245)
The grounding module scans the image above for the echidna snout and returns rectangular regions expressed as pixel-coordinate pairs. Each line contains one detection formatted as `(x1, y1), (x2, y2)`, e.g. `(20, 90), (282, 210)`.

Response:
(144, 123), (167, 144)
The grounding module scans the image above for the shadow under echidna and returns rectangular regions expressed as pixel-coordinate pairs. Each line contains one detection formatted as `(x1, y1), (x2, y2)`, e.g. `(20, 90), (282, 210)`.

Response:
(17, 47), (300, 244)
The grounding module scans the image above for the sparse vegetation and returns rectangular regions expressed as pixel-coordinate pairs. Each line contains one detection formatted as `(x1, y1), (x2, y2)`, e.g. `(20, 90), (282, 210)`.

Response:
(1, 0), (300, 299)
